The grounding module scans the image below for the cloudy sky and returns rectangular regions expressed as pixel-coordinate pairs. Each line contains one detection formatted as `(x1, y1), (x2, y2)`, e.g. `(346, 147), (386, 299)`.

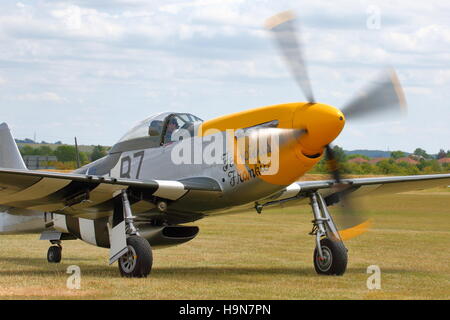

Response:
(0, 0), (449, 153)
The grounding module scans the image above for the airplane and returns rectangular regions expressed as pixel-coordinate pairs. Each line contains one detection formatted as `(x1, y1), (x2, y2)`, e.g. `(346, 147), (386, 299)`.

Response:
(0, 11), (449, 278)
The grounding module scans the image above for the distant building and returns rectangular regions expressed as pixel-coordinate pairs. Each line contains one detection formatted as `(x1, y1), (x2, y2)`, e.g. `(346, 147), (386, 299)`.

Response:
(23, 155), (57, 169)
(348, 157), (368, 164)
(395, 157), (419, 165)
(409, 154), (424, 161)
(368, 158), (389, 164)
(437, 157), (450, 164)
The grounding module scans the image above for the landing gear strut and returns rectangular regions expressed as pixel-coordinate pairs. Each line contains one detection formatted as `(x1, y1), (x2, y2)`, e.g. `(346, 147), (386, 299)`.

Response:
(309, 192), (347, 275)
(113, 190), (153, 278)
(47, 241), (62, 263)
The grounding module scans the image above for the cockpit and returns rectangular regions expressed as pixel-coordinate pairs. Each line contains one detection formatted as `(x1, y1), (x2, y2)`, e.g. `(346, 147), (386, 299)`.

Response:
(117, 112), (203, 147)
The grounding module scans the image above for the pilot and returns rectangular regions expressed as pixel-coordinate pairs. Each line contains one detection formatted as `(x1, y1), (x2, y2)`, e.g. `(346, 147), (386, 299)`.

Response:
(164, 117), (179, 144)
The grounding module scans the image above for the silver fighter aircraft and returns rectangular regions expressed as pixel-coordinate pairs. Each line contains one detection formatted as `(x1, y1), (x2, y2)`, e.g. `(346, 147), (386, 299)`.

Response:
(1, 11), (449, 277)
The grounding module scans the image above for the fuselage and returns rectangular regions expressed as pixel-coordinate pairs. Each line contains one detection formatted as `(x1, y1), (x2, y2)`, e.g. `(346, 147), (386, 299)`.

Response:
(0, 101), (345, 235)
(76, 102), (345, 215)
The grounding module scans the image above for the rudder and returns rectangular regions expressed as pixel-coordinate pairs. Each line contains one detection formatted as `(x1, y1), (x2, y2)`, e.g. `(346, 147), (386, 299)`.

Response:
(0, 122), (26, 169)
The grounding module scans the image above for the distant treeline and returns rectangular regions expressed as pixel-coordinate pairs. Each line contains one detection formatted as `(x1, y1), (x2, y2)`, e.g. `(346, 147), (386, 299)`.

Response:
(19, 145), (108, 170)
(15, 138), (62, 144)
(312, 146), (450, 175)
(344, 148), (450, 160)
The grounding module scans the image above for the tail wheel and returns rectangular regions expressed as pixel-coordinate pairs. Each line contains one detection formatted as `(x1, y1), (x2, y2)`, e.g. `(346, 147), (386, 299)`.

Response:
(313, 238), (347, 275)
(47, 246), (62, 263)
(118, 235), (153, 278)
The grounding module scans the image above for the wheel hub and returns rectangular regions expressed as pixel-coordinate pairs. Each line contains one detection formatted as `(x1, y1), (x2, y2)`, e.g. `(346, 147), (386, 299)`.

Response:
(316, 246), (332, 272)
(119, 245), (137, 273)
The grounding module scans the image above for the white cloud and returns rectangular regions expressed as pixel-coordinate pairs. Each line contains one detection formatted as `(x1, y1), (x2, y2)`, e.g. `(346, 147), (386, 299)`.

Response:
(15, 92), (67, 103)
(404, 86), (432, 96)
(51, 5), (83, 31)
(0, 0), (448, 152)
(383, 24), (450, 54)
(50, 5), (124, 39)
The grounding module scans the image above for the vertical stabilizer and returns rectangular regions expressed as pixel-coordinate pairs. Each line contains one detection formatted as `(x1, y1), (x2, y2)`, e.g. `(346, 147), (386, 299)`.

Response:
(0, 122), (27, 169)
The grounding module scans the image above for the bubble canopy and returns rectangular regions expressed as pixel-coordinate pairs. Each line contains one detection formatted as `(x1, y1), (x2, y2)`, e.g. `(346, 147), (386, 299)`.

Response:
(118, 112), (203, 143)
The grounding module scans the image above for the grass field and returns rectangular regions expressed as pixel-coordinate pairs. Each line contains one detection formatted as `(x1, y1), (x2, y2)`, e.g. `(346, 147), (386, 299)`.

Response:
(0, 191), (449, 300)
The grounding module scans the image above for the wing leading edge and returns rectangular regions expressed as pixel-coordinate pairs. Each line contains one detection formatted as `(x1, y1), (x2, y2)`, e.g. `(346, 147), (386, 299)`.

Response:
(261, 173), (450, 209)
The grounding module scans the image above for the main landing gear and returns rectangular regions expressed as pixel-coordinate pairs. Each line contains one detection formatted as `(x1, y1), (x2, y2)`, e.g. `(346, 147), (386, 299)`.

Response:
(118, 235), (153, 277)
(112, 190), (153, 278)
(308, 192), (347, 275)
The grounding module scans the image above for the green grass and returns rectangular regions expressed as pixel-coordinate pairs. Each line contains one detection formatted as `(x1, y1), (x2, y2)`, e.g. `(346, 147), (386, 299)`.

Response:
(0, 193), (449, 299)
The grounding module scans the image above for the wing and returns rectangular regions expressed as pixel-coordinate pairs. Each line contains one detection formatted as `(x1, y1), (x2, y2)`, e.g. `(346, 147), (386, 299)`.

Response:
(0, 168), (221, 219)
(217, 173), (450, 215)
(262, 173), (450, 209)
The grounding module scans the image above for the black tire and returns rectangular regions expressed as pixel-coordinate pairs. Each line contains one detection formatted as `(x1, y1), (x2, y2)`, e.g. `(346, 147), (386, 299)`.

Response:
(313, 238), (347, 275)
(47, 246), (62, 263)
(118, 235), (153, 278)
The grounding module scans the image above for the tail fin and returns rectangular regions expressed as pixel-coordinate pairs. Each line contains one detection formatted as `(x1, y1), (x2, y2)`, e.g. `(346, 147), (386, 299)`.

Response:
(0, 122), (27, 169)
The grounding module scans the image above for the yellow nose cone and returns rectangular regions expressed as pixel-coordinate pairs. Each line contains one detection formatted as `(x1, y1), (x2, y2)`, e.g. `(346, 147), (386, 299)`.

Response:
(293, 103), (345, 156)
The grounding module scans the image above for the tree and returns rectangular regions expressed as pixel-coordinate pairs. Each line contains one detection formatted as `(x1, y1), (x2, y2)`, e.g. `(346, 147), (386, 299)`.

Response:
(413, 148), (430, 159)
(90, 145), (107, 161)
(390, 150), (405, 159)
(347, 154), (370, 160)
(79, 151), (88, 164)
(437, 149), (447, 159)
(376, 159), (400, 174)
(405, 165), (420, 175)
(36, 146), (54, 156)
(360, 162), (374, 174)
(331, 145), (347, 163)
(54, 145), (77, 162)
(19, 145), (36, 156)
(430, 160), (442, 172)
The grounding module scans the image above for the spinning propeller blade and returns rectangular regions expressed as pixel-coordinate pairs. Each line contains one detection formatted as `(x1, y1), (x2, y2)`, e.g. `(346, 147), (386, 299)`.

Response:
(266, 11), (315, 103)
(266, 10), (407, 238)
(324, 145), (372, 240)
(342, 68), (407, 121)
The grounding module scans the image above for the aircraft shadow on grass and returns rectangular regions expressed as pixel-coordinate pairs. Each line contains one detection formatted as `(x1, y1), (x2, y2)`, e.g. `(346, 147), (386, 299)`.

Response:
(0, 256), (406, 278)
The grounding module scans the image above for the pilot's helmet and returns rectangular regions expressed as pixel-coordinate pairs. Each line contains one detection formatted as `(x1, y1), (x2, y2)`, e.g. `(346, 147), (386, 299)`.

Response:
(168, 117), (179, 128)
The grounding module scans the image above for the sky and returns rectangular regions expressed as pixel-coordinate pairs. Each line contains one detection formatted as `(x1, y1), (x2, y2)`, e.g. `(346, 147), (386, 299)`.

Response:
(0, 0), (449, 153)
